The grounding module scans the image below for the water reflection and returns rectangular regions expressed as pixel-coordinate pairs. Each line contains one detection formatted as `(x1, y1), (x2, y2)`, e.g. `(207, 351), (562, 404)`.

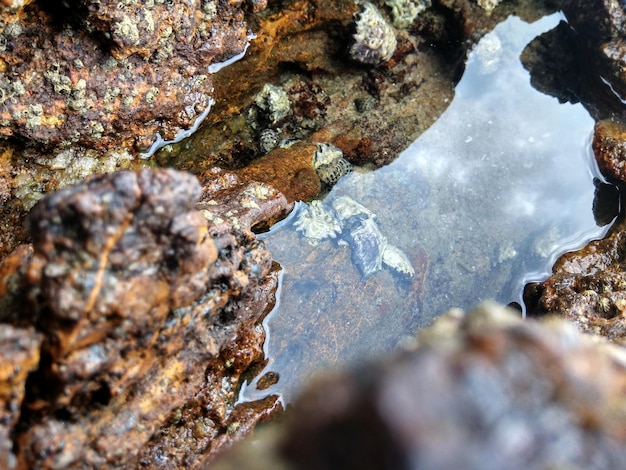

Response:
(241, 13), (612, 403)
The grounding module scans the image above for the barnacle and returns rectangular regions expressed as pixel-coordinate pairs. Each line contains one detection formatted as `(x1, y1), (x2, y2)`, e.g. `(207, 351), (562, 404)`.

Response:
(477, 0), (502, 13)
(253, 83), (291, 126)
(332, 195), (375, 222)
(350, 2), (397, 65)
(382, 244), (415, 278)
(383, 0), (431, 29)
(293, 200), (342, 245)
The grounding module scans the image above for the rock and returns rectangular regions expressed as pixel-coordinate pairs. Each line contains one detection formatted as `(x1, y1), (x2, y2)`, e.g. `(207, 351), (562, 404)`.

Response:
(523, 118), (626, 343)
(276, 303), (626, 470)
(0, 325), (41, 470)
(593, 119), (626, 183)
(562, 0), (626, 100)
(0, 1), (252, 152)
(0, 168), (291, 468)
(524, 216), (626, 345)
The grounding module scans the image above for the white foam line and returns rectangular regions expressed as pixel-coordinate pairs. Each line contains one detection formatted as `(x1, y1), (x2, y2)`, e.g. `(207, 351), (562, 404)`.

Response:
(601, 76), (626, 105)
(208, 33), (256, 74)
(140, 97), (215, 159)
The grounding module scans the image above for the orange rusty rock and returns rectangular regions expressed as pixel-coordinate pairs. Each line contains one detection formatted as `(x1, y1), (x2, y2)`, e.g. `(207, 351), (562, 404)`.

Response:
(0, 168), (290, 469)
(236, 142), (322, 203)
(0, 325), (41, 470)
(593, 119), (626, 183)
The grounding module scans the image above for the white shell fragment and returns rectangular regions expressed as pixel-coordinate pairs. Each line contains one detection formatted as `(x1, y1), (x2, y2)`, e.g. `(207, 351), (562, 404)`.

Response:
(344, 215), (386, 279)
(382, 243), (415, 278)
(332, 195), (376, 221)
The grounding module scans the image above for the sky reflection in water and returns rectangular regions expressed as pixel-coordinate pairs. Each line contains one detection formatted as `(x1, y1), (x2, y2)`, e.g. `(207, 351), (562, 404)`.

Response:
(241, 13), (611, 403)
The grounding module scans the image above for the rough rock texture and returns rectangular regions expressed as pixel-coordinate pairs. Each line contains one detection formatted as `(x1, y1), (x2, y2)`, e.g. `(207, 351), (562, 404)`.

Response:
(593, 119), (626, 183)
(0, 168), (291, 469)
(524, 118), (626, 343)
(0, 0), (254, 151)
(0, 325), (41, 470)
(282, 304), (626, 469)
(561, 0), (626, 102)
(213, 304), (626, 469)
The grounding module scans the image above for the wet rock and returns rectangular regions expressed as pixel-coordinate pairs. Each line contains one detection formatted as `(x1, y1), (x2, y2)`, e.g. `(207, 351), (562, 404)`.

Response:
(0, 1), (257, 153)
(562, 0), (626, 101)
(523, 118), (626, 342)
(593, 119), (626, 183)
(276, 303), (626, 470)
(0, 325), (41, 470)
(524, 217), (626, 345)
(0, 168), (290, 468)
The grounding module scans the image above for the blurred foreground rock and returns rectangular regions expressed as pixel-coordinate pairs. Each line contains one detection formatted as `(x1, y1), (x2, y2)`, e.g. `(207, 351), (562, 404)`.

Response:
(216, 303), (626, 470)
(0, 168), (290, 469)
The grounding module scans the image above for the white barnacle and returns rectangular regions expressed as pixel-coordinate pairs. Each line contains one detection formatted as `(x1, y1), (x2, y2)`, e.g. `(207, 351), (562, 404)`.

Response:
(382, 244), (415, 278)
(293, 200), (342, 245)
(384, 0), (431, 29)
(350, 2), (397, 65)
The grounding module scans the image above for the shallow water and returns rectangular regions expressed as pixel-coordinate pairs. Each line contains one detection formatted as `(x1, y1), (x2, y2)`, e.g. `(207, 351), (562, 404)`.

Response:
(241, 13), (612, 403)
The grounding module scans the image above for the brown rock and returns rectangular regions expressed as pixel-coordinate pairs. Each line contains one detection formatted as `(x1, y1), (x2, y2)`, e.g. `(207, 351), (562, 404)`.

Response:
(0, 0), (253, 152)
(524, 117), (626, 343)
(0, 168), (290, 468)
(593, 119), (626, 183)
(0, 325), (41, 470)
(562, 0), (626, 99)
(278, 303), (626, 470)
(524, 217), (626, 344)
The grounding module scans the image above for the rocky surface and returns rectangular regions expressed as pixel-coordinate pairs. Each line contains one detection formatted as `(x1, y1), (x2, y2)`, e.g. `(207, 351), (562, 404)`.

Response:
(561, 0), (626, 102)
(0, 168), (290, 469)
(524, 118), (626, 343)
(214, 303), (626, 470)
(0, 0), (254, 151)
(3, 0), (626, 467)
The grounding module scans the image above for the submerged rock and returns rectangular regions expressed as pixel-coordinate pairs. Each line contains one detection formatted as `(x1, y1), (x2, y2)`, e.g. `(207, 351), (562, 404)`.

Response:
(0, 168), (290, 468)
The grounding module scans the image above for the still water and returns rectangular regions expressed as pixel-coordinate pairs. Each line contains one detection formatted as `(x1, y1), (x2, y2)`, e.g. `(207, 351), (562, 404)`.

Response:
(241, 13), (612, 403)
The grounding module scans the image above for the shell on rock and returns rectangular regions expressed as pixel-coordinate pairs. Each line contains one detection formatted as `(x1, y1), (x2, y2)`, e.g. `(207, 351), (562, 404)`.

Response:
(332, 195), (376, 222)
(382, 243), (415, 278)
(313, 143), (352, 186)
(350, 2), (397, 65)
(342, 215), (387, 279)
(293, 200), (342, 245)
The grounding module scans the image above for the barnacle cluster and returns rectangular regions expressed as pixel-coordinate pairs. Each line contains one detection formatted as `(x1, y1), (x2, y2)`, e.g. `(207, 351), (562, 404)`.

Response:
(313, 143), (353, 186)
(383, 0), (431, 29)
(294, 195), (415, 280)
(350, 2), (397, 65)
(250, 83), (291, 128)
(293, 200), (342, 244)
